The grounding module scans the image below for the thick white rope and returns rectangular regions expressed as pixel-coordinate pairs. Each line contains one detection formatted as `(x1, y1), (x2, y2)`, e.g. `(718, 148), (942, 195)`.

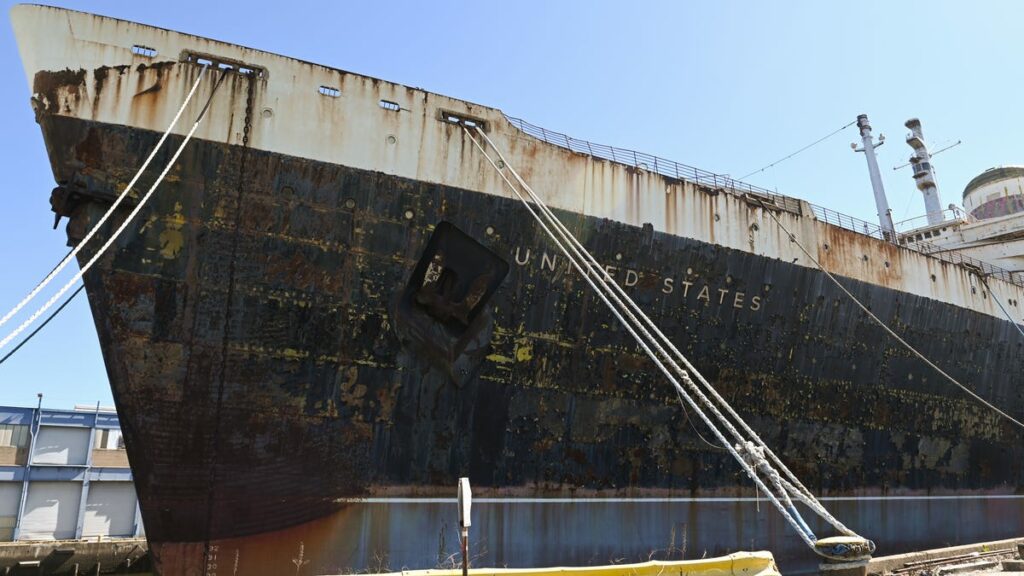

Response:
(0, 67), (215, 353)
(471, 127), (858, 538)
(462, 127), (831, 552)
(477, 125), (856, 532)
(758, 203), (1024, 431)
(0, 65), (210, 331)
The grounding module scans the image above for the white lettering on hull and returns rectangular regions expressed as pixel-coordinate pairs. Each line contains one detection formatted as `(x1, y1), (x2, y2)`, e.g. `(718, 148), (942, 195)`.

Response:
(512, 247), (764, 313)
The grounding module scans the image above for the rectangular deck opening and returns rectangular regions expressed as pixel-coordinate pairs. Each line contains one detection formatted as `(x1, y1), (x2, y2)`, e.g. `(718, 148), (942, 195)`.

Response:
(181, 51), (265, 78)
(438, 110), (488, 131)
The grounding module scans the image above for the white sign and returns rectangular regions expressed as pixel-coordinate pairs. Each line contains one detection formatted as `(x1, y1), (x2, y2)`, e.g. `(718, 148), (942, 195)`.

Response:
(458, 477), (472, 528)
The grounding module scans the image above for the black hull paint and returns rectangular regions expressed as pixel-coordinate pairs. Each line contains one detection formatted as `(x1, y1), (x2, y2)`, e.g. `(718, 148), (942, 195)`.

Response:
(38, 114), (1024, 570)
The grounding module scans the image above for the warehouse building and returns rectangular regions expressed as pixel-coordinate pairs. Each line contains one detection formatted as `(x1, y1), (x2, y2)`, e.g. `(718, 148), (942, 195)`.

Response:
(0, 403), (142, 541)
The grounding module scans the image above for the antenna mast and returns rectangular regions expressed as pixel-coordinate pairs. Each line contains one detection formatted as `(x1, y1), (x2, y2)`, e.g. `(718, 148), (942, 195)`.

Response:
(853, 114), (896, 241)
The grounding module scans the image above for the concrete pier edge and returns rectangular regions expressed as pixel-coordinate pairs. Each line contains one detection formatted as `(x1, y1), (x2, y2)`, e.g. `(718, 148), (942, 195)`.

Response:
(864, 536), (1024, 575)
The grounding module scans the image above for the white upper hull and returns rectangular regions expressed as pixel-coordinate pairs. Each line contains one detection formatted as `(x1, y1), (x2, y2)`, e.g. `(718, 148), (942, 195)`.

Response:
(11, 4), (1024, 322)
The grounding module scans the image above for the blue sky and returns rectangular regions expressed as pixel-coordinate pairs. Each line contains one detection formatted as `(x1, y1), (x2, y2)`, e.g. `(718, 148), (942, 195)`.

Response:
(0, 1), (1021, 409)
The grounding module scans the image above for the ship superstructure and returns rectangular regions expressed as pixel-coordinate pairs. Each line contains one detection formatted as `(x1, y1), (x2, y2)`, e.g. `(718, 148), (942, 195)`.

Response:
(898, 166), (1024, 279)
(9, 5), (1024, 575)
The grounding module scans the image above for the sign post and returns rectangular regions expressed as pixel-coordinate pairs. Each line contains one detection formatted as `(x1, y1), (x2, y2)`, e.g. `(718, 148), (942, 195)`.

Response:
(458, 477), (472, 576)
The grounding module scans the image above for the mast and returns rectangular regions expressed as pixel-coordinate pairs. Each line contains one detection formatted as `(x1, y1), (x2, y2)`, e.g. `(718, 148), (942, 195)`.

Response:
(905, 118), (944, 225)
(853, 114), (896, 240)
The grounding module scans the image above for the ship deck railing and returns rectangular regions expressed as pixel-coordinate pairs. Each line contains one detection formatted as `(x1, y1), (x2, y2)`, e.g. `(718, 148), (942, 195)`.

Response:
(506, 115), (803, 215)
(505, 115), (1024, 289)
(912, 239), (1023, 286)
(894, 209), (965, 234)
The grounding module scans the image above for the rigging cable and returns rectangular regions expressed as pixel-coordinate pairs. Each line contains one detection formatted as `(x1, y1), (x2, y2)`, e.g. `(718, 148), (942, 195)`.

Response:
(675, 387), (727, 451)
(469, 125), (858, 538)
(463, 125), (873, 561)
(0, 285), (84, 367)
(977, 275), (1024, 340)
(0, 64), (211, 331)
(0, 65), (226, 353)
(738, 120), (857, 181)
(757, 201), (1024, 430)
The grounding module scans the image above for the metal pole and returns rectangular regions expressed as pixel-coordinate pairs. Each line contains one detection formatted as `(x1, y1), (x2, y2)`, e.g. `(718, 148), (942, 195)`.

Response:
(74, 402), (101, 539)
(461, 527), (469, 576)
(13, 394), (42, 541)
(854, 114), (896, 240)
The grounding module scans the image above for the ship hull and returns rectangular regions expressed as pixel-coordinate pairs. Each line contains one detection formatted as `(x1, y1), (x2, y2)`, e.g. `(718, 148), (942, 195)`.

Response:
(150, 496), (1024, 575)
(37, 112), (1024, 573)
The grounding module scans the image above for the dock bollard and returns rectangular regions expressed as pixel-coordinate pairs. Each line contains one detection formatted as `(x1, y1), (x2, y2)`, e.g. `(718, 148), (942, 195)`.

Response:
(458, 477), (472, 576)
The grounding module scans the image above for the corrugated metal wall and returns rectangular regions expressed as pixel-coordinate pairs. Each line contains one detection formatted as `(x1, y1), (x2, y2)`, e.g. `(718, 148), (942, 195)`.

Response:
(0, 483), (21, 540)
(20, 481), (80, 540)
(33, 427), (90, 465)
(82, 482), (137, 538)
(0, 408), (142, 542)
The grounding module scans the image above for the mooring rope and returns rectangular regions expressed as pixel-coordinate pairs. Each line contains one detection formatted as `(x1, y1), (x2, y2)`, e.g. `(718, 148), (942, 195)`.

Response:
(463, 125), (873, 560)
(0, 285), (84, 366)
(476, 129), (851, 531)
(0, 65), (226, 353)
(977, 275), (1024, 340)
(757, 201), (1024, 431)
(0, 64), (210, 331)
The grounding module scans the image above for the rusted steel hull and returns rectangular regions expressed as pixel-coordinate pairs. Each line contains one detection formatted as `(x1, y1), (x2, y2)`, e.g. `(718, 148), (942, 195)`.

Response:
(11, 6), (1024, 575)
(33, 113), (1024, 573)
(151, 497), (1024, 575)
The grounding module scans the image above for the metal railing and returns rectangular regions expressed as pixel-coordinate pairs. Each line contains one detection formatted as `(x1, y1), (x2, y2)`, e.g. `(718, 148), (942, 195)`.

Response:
(810, 204), (886, 241)
(893, 209), (963, 234)
(504, 114), (1024, 289)
(911, 239), (1023, 287)
(504, 115), (804, 213)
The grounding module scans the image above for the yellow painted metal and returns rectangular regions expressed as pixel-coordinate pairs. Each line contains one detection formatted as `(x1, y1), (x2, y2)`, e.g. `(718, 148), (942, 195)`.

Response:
(353, 551), (780, 576)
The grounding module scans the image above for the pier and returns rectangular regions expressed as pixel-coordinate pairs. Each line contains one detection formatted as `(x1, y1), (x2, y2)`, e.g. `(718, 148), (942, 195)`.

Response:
(867, 537), (1024, 576)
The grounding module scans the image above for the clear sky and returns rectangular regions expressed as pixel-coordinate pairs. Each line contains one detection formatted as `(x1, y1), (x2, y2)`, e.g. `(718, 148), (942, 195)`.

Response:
(0, 1), (1022, 409)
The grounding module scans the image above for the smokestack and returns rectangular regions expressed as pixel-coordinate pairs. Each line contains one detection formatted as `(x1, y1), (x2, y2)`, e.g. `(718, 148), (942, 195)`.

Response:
(905, 118), (944, 225)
